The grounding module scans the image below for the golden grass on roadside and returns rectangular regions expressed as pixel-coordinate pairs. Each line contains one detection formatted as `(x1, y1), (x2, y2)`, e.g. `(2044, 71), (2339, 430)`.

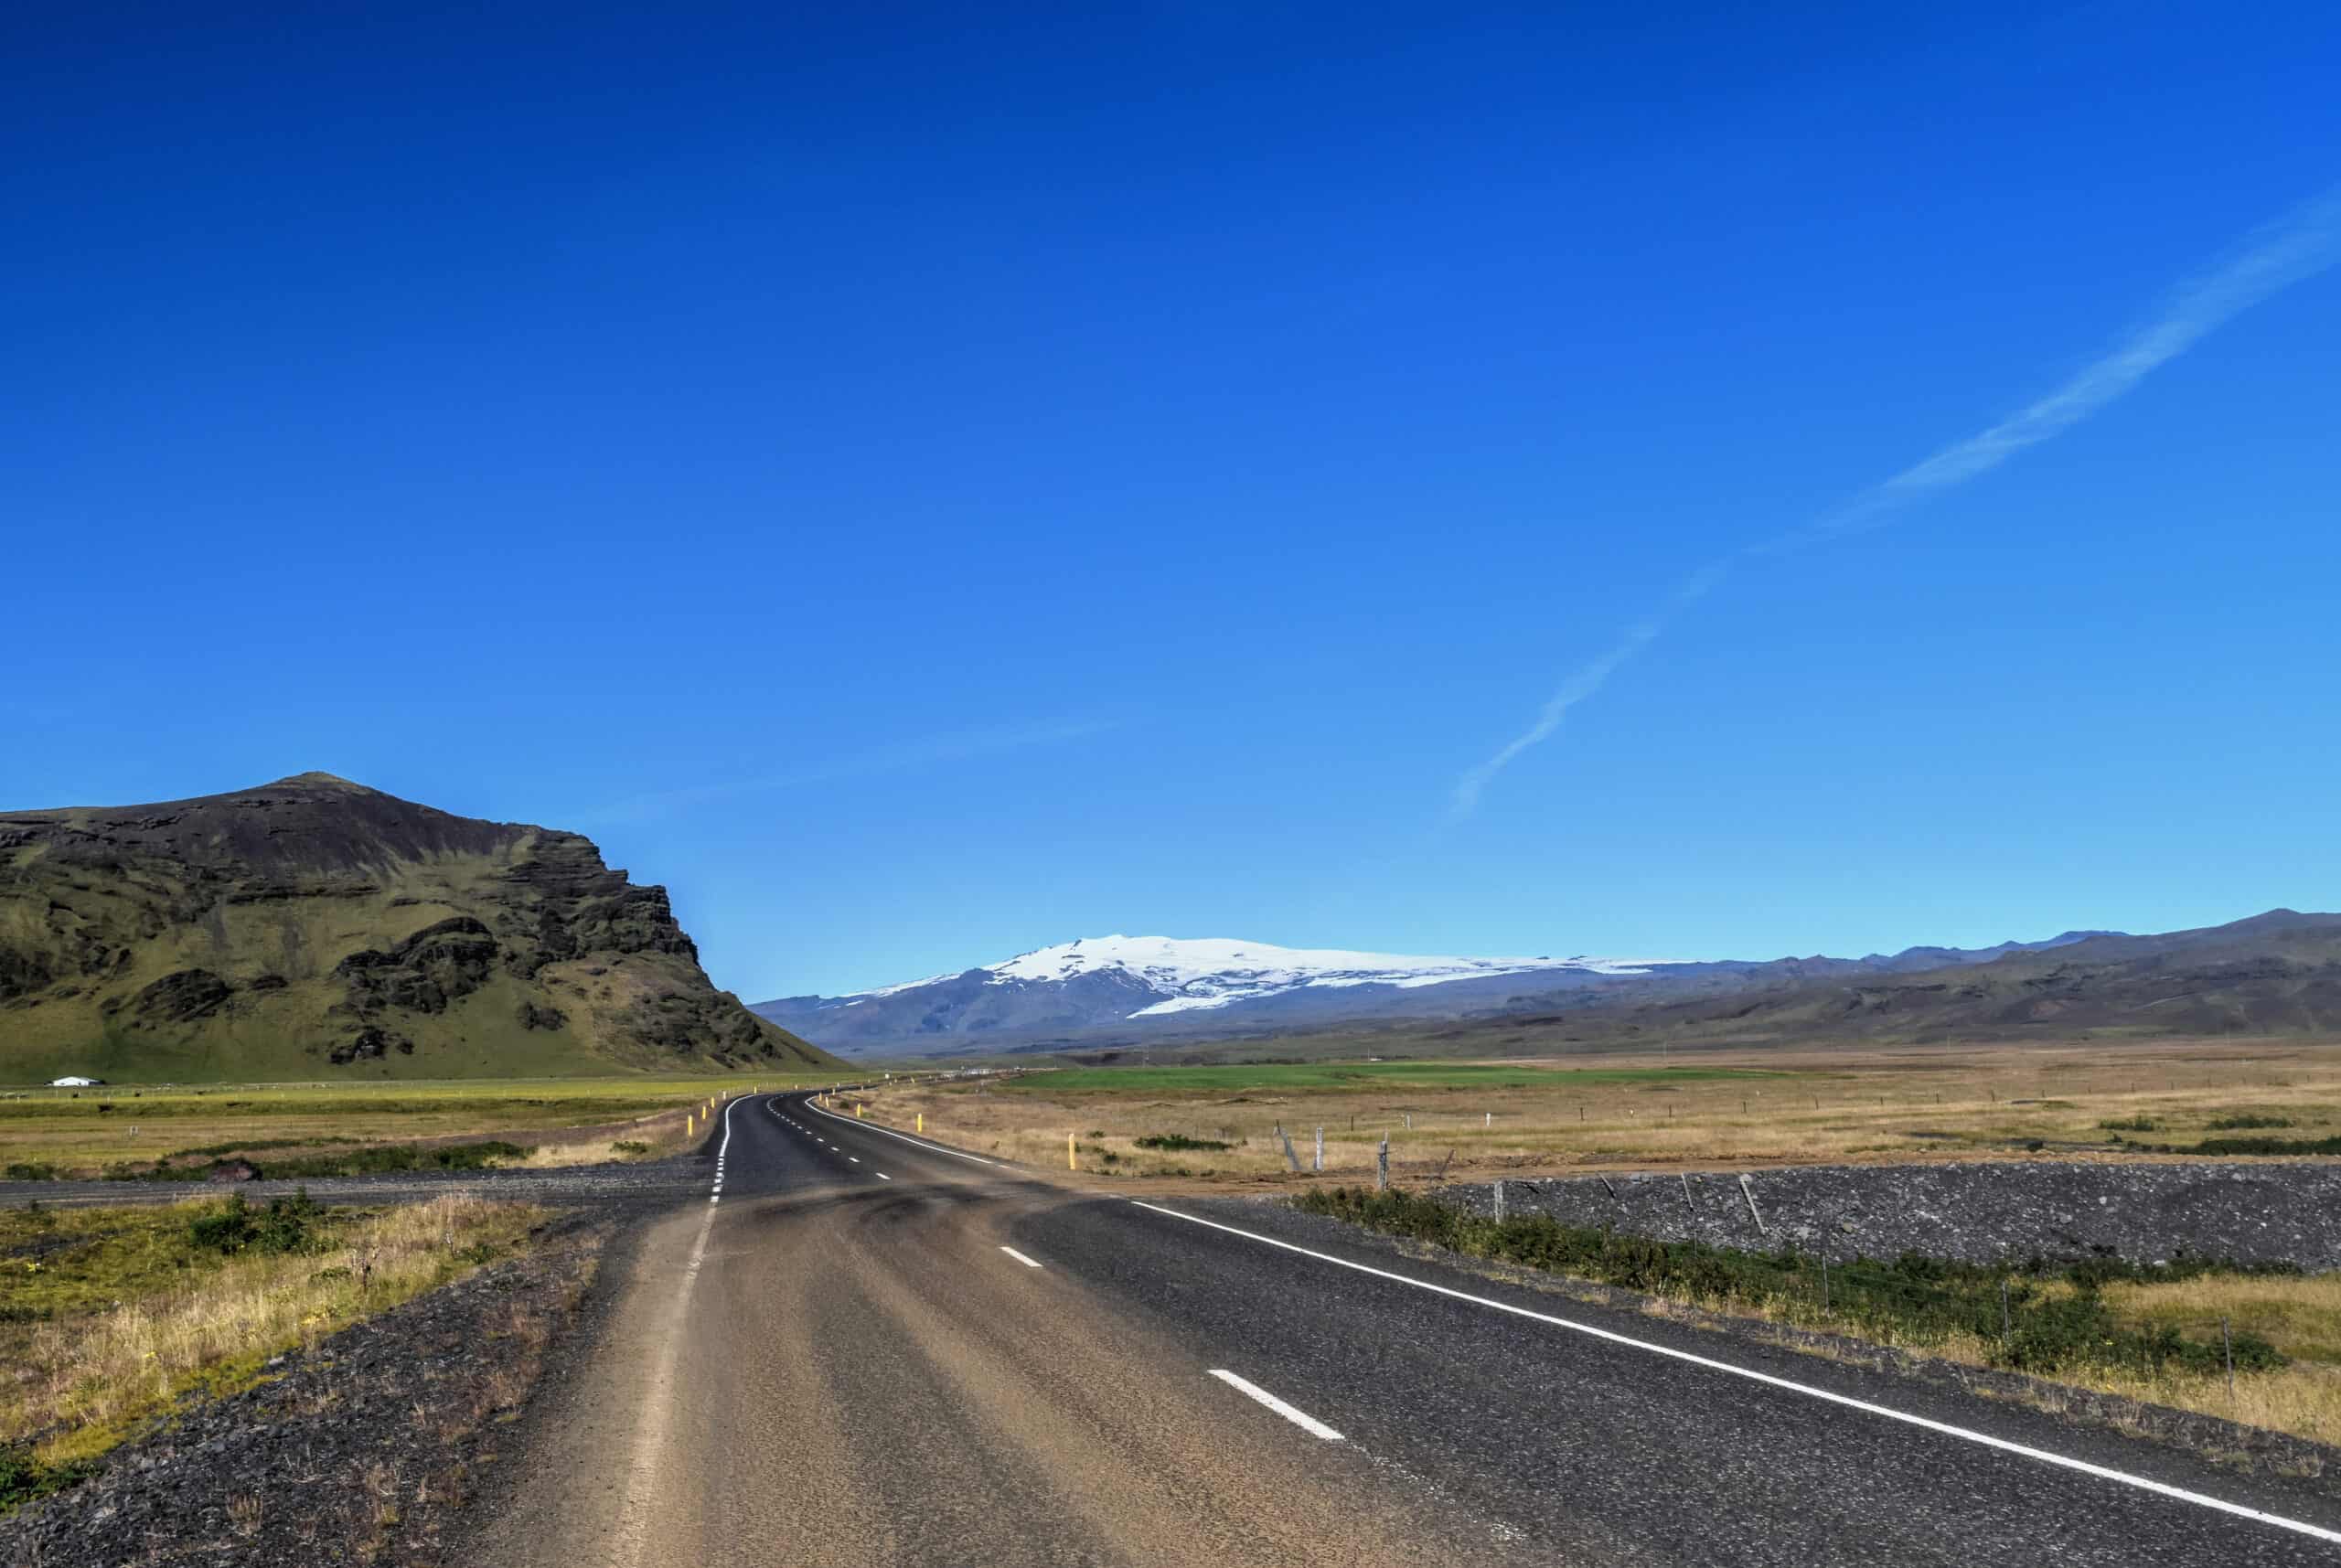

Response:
(1, 1194), (543, 1466)
(2105, 1272), (2341, 1368)
(1527, 1253), (2341, 1449)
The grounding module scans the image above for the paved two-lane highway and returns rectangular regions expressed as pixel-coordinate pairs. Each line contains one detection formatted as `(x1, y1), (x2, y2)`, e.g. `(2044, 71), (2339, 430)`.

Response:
(467, 1093), (2341, 1565)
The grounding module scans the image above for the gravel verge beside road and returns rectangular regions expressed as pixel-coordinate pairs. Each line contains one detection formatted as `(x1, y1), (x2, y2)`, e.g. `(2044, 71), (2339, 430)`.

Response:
(1428, 1159), (2341, 1267)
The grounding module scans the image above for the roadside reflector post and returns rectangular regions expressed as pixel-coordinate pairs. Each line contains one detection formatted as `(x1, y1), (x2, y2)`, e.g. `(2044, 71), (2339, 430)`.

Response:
(1484, 1111), (1491, 1128)
(1376, 1137), (1389, 1191)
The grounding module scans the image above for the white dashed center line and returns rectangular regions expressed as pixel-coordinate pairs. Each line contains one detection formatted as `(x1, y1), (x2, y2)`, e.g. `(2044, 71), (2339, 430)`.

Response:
(1209, 1371), (1343, 1441)
(999, 1246), (1043, 1268)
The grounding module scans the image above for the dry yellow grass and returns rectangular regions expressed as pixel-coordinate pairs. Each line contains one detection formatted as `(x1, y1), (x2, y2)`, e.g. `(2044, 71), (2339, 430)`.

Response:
(2, 1194), (542, 1466)
(847, 1038), (2341, 1186)
(0, 1075), (829, 1177)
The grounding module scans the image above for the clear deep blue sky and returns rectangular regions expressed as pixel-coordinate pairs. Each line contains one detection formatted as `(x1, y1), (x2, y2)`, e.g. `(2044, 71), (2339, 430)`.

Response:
(8, 4), (2338, 999)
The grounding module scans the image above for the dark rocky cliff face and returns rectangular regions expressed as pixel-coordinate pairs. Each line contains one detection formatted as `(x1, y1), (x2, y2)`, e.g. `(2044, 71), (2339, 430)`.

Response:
(0, 773), (839, 1079)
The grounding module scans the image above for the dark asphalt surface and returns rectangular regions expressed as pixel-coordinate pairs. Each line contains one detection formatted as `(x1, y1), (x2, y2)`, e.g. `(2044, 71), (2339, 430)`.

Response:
(455, 1093), (2341, 1563)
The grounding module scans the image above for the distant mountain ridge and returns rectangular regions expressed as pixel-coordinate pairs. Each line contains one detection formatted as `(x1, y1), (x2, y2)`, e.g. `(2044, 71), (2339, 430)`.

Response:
(0, 773), (841, 1081)
(751, 925), (2156, 1058)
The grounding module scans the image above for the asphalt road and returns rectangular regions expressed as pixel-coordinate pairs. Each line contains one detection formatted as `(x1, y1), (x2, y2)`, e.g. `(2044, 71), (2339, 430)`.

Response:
(464, 1093), (2341, 1566)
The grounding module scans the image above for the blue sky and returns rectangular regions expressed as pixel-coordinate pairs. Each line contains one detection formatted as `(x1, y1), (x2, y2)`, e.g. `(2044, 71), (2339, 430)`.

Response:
(7, 4), (2338, 999)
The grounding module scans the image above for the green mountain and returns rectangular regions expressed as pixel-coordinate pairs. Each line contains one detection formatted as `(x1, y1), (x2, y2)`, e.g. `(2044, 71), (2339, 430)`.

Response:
(0, 773), (840, 1082)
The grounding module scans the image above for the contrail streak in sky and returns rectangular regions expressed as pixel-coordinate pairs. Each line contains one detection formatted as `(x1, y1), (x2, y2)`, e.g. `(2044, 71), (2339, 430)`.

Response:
(577, 715), (1121, 824)
(1449, 185), (2341, 820)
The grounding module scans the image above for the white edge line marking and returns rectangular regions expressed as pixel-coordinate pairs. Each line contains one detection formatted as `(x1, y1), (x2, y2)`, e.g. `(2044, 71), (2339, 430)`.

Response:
(801, 1096), (1000, 1165)
(705, 1095), (746, 1204)
(1209, 1369), (1343, 1441)
(849, 1157), (861, 1164)
(1131, 1202), (2341, 1545)
(999, 1245), (1043, 1268)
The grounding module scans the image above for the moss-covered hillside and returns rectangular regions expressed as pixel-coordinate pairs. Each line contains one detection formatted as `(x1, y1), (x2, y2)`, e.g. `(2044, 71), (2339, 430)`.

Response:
(0, 773), (839, 1081)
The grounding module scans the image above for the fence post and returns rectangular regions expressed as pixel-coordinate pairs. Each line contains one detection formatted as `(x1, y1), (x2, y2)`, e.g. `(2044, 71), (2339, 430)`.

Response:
(2000, 1279), (2012, 1342)
(1314, 1126), (1324, 1173)
(1376, 1137), (1389, 1191)
(1484, 1111), (1491, 1128)
(1277, 1127), (1302, 1173)
(1494, 1179), (1506, 1222)
(1822, 1252), (1831, 1310)
(2223, 1317), (2236, 1403)
(1680, 1172), (1694, 1213)
(1737, 1174), (1768, 1236)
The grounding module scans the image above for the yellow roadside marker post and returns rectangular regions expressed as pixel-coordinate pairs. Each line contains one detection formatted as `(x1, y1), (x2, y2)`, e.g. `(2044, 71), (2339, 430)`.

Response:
(857, 1103), (863, 1118)
(1068, 1133), (1077, 1171)
(687, 1113), (695, 1137)
(916, 1113), (924, 1134)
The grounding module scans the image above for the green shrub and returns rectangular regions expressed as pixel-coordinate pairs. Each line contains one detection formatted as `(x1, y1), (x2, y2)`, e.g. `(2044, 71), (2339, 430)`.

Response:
(2185, 1135), (2341, 1157)
(1134, 1134), (1234, 1152)
(2098, 1116), (2159, 1132)
(187, 1189), (324, 1255)
(0, 1445), (93, 1515)
(2206, 1114), (2294, 1131)
(611, 1140), (651, 1155)
(2, 1162), (58, 1182)
(237, 1141), (535, 1179)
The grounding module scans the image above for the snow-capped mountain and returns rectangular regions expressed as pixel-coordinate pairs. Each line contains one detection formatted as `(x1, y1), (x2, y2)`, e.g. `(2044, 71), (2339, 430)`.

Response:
(751, 935), (1676, 1056)
(979, 935), (1662, 1015)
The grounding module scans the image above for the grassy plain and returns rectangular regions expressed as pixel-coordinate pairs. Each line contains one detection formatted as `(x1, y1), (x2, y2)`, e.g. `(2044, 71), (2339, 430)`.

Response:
(0, 1193), (543, 1503)
(0, 1072), (844, 1179)
(852, 1037), (2341, 1183)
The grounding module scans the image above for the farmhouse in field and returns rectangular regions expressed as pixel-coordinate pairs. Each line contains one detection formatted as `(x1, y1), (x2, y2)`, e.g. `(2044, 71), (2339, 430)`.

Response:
(49, 1074), (102, 1087)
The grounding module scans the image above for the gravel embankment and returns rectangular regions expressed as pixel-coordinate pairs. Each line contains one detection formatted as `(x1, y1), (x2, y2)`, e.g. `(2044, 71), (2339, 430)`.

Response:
(1427, 1160), (2341, 1267)
(0, 1213), (612, 1568)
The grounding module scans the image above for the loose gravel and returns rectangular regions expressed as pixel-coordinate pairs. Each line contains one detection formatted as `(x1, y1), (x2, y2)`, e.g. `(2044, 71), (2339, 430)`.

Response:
(1427, 1159), (2341, 1267)
(0, 1212), (613, 1568)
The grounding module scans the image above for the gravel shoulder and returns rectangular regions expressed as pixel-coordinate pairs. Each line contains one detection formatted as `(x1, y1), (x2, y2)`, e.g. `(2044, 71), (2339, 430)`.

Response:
(0, 1207), (631, 1568)
(1428, 1158), (2341, 1268)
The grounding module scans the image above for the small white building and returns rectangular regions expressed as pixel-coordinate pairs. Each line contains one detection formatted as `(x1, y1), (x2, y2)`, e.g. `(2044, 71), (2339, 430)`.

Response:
(49, 1075), (102, 1088)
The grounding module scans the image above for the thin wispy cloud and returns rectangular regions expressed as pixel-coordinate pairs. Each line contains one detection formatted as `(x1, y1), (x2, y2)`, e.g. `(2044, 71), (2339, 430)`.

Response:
(1450, 184), (2341, 819)
(577, 715), (1121, 825)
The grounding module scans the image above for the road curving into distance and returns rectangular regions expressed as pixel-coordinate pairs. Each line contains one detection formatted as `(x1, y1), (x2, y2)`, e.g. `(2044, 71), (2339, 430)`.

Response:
(464, 1091), (2341, 1566)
